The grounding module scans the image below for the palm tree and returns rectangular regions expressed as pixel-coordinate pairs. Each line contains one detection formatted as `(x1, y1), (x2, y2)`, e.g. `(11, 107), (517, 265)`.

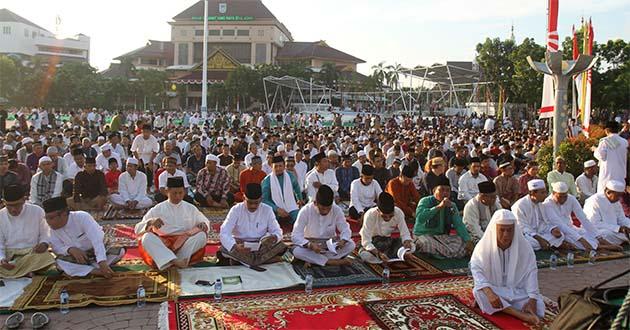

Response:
(371, 61), (387, 90)
(386, 63), (404, 90)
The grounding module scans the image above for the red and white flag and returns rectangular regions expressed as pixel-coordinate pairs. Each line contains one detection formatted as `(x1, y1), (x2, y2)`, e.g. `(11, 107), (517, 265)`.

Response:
(574, 19), (594, 136)
(539, 0), (559, 119)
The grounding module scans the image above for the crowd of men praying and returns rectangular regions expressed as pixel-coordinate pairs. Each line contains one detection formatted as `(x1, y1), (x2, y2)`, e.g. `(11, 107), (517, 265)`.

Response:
(0, 108), (629, 325)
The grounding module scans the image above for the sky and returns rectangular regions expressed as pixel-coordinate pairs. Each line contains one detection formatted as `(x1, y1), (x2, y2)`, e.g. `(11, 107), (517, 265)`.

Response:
(3, 0), (629, 75)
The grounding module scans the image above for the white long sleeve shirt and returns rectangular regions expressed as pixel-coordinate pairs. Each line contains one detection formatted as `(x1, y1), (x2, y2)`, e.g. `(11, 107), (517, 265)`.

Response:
(593, 134), (628, 192)
(349, 178), (382, 211)
(48, 211), (107, 263)
(305, 169), (339, 201)
(512, 196), (558, 238)
(575, 173), (598, 203)
(135, 200), (209, 236)
(95, 152), (122, 171)
(291, 202), (351, 246)
(359, 207), (411, 251)
(463, 196), (502, 241)
(219, 203), (283, 251)
(458, 172), (488, 201)
(0, 203), (49, 261)
(130, 135), (160, 164)
(542, 194), (599, 242)
(29, 171), (63, 206)
(118, 171), (148, 201)
(584, 193), (630, 234)
(158, 169), (190, 189)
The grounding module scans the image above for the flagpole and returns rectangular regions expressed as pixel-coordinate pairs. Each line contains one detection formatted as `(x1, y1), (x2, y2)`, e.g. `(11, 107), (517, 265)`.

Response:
(201, 0), (208, 119)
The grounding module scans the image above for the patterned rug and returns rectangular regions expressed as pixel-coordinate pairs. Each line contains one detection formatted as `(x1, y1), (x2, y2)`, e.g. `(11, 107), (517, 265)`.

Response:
(291, 257), (381, 288)
(363, 294), (499, 330)
(103, 224), (229, 247)
(100, 205), (148, 221)
(12, 270), (177, 310)
(365, 255), (445, 279)
(162, 276), (557, 330)
(199, 207), (229, 223)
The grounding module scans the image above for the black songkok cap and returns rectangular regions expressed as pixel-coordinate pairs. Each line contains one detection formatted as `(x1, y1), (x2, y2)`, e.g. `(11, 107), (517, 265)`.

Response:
(272, 155), (284, 164)
(315, 185), (334, 206)
(43, 196), (67, 213)
(470, 157), (481, 164)
(312, 153), (325, 163)
(453, 158), (467, 167)
(361, 164), (375, 176)
(71, 148), (84, 156)
(167, 176), (185, 188)
(377, 192), (395, 214)
(245, 183), (262, 199)
(3, 184), (24, 202)
(478, 181), (496, 194)
(401, 165), (415, 178)
(434, 176), (451, 188)
(85, 157), (96, 164)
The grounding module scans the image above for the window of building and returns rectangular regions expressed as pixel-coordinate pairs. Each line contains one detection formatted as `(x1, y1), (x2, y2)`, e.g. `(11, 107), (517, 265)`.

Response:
(140, 58), (159, 65)
(178, 43), (189, 65)
(257, 30), (264, 37)
(209, 30), (220, 36)
(193, 42), (251, 64)
(195, 30), (204, 36)
(222, 29), (235, 36)
(24, 28), (28, 37)
(237, 30), (249, 37)
(2, 26), (11, 35)
(255, 43), (267, 64)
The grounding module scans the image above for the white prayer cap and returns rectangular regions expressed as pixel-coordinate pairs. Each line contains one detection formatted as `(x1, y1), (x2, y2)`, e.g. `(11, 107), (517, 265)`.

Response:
(277, 144), (285, 152)
(357, 150), (366, 157)
(491, 209), (517, 225)
(126, 157), (139, 166)
(2, 144), (13, 151)
(326, 150), (337, 157)
(97, 136), (105, 141)
(551, 182), (568, 193)
(527, 179), (546, 191)
(606, 180), (625, 193)
(205, 154), (219, 163)
(92, 107), (97, 111)
(38, 156), (52, 165)
(101, 144), (112, 152)
(393, 139), (400, 144)
(584, 160), (597, 168)
(22, 137), (34, 144)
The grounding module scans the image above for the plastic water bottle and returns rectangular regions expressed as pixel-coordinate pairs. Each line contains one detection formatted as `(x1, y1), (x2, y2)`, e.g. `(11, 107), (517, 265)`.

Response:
(136, 284), (146, 308)
(382, 267), (390, 286)
(305, 274), (313, 294)
(214, 279), (222, 301)
(567, 252), (575, 268)
(59, 288), (70, 314)
(588, 250), (597, 265)
(549, 253), (558, 270)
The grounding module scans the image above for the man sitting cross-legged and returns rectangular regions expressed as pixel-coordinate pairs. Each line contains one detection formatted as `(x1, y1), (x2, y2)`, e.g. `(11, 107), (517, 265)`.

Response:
(44, 197), (124, 278)
(110, 157), (154, 210)
(219, 183), (287, 269)
(66, 157), (108, 211)
(134, 177), (209, 270)
(262, 156), (303, 223)
(584, 180), (630, 247)
(291, 185), (356, 266)
(0, 185), (55, 278)
(471, 209), (545, 326)
(156, 157), (194, 204)
(358, 192), (417, 264)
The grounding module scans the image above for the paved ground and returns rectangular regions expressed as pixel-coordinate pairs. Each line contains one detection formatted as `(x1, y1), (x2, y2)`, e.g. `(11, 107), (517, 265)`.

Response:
(1, 258), (628, 330)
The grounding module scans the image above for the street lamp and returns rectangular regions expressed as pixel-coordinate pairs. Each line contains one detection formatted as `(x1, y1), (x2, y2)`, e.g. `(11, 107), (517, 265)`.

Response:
(200, 0), (208, 119)
(527, 51), (596, 158)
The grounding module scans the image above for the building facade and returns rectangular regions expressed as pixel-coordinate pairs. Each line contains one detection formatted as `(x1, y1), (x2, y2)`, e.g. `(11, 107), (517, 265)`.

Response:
(0, 8), (90, 65)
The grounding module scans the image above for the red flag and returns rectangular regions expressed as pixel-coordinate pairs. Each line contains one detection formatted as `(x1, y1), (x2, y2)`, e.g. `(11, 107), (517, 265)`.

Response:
(539, 0), (559, 118)
(587, 18), (594, 55)
(572, 25), (579, 60)
(547, 0), (559, 51)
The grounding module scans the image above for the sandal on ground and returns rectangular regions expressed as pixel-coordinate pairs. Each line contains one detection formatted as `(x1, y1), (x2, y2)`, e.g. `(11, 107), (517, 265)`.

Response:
(5, 312), (24, 329)
(31, 312), (50, 329)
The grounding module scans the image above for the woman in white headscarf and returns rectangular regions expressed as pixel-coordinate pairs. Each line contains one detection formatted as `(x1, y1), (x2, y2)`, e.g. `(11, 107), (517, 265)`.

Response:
(470, 209), (544, 325)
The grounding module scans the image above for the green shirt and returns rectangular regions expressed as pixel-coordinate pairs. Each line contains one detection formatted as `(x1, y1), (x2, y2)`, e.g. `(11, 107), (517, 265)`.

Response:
(546, 170), (577, 196)
(414, 196), (470, 241)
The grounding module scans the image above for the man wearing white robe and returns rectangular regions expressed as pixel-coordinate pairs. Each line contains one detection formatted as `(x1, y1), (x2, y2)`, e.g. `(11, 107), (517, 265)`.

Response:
(592, 121), (628, 193)
(291, 185), (355, 267)
(44, 197), (123, 278)
(110, 158), (153, 210)
(463, 181), (502, 242)
(305, 154), (339, 202)
(134, 177), (209, 270)
(512, 179), (565, 250)
(471, 210), (544, 326)
(542, 182), (598, 252)
(219, 183), (286, 268)
(584, 180), (630, 246)
(575, 160), (598, 204)
(0, 185), (55, 278)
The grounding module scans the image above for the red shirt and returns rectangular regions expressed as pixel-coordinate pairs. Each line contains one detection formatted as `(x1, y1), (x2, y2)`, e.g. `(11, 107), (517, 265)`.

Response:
(105, 170), (121, 191)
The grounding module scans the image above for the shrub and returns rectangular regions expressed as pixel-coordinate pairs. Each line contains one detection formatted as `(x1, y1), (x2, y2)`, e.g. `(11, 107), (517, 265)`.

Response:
(536, 136), (599, 180)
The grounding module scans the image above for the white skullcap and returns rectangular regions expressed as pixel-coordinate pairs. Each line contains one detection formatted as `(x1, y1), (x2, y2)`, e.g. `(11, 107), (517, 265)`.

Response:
(38, 156), (53, 165)
(527, 179), (546, 191)
(326, 150), (337, 157)
(482, 147), (491, 154)
(491, 209), (517, 225)
(552, 181), (568, 193)
(22, 138), (34, 144)
(101, 144), (112, 152)
(92, 107), (97, 111)
(126, 158), (139, 166)
(97, 136), (105, 141)
(606, 180), (625, 193)
(277, 145), (285, 152)
(2, 145), (13, 151)
(357, 150), (366, 157)
(205, 154), (220, 163)
(584, 160), (596, 168)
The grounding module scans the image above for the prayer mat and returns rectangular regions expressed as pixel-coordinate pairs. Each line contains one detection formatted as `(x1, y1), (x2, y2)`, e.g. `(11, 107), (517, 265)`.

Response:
(291, 256), (380, 288)
(199, 207), (229, 223)
(362, 294), (499, 330)
(178, 262), (304, 297)
(101, 205), (148, 221)
(162, 276), (557, 330)
(103, 224), (138, 248)
(0, 278), (32, 309)
(117, 246), (219, 267)
(12, 270), (178, 310)
(365, 255), (445, 279)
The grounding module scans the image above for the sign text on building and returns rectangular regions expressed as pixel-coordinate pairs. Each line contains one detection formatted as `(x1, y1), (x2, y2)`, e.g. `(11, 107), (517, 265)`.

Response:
(192, 16), (255, 21)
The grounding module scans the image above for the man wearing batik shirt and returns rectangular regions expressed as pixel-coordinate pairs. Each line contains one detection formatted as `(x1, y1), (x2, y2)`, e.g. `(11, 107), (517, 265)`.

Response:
(194, 154), (231, 208)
